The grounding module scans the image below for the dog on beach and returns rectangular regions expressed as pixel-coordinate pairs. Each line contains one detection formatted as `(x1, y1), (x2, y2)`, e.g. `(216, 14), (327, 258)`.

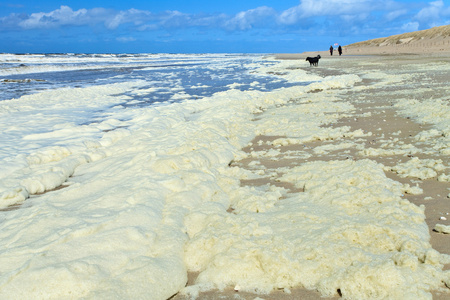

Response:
(305, 55), (321, 66)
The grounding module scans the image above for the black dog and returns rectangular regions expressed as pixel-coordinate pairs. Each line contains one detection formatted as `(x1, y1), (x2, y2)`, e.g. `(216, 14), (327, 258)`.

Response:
(305, 55), (321, 66)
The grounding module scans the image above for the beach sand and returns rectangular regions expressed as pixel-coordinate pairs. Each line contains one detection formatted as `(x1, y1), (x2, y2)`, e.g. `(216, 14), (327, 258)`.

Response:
(173, 53), (449, 299)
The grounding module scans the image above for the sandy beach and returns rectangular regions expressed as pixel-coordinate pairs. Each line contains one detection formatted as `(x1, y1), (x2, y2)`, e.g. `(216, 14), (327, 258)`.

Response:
(172, 51), (450, 299)
(1, 28), (449, 300)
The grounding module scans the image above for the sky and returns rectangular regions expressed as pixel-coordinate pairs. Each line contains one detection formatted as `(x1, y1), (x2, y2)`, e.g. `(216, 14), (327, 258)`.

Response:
(0, 0), (449, 53)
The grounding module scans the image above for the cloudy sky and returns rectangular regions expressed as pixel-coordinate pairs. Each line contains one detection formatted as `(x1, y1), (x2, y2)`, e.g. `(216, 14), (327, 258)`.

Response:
(1, 0), (449, 53)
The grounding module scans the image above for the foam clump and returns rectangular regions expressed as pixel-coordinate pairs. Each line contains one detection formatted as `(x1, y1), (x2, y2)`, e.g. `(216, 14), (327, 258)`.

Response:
(388, 157), (445, 180)
(434, 224), (450, 234)
(184, 160), (447, 299)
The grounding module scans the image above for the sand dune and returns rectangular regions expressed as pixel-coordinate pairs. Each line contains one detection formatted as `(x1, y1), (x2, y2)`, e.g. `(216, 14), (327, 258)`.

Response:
(290, 24), (450, 58)
(345, 24), (450, 55)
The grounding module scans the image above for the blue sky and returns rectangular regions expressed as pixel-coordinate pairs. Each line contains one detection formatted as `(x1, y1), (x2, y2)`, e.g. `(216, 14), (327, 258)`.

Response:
(1, 0), (449, 53)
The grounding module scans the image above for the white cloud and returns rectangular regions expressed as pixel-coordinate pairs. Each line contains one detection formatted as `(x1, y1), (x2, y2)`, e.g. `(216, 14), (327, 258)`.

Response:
(386, 9), (408, 21)
(415, 0), (448, 25)
(116, 36), (136, 42)
(278, 5), (302, 25)
(158, 10), (192, 28)
(12, 6), (152, 30)
(340, 13), (370, 23)
(401, 21), (419, 32)
(0, 13), (27, 28)
(19, 6), (90, 29)
(224, 6), (276, 30)
(279, 0), (377, 24)
(105, 8), (153, 29)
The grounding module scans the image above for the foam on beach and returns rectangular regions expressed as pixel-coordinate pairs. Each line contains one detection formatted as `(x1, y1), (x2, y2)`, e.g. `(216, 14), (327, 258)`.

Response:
(0, 55), (449, 299)
(185, 159), (441, 299)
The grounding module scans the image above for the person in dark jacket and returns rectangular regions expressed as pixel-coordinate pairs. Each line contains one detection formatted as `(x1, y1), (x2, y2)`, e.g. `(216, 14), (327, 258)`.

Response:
(329, 45), (333, 56)
(338, 45), (342, 56)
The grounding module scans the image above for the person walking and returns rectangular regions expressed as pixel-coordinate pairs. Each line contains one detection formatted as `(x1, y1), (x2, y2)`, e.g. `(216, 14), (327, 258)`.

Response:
(338, 45), (342, 56)
(329, 45), (333, 56)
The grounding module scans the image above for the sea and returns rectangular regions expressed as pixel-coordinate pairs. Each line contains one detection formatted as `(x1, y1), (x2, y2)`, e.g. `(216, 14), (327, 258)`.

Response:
(0, 53), (294, 103)
(0, 53), (303, 163)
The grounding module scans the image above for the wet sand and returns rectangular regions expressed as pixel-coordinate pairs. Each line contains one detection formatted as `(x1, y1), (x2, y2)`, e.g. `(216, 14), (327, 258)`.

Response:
(173, 54), (449, 299)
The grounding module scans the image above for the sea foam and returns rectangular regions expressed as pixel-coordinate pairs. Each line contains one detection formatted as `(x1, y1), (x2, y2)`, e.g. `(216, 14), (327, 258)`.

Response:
(0, 55), (449, 300)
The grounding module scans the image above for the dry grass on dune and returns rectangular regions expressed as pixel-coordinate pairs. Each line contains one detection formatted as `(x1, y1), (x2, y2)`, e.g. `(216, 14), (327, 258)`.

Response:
(347, 25), (450, 47)
(345, 24), (450, 54)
